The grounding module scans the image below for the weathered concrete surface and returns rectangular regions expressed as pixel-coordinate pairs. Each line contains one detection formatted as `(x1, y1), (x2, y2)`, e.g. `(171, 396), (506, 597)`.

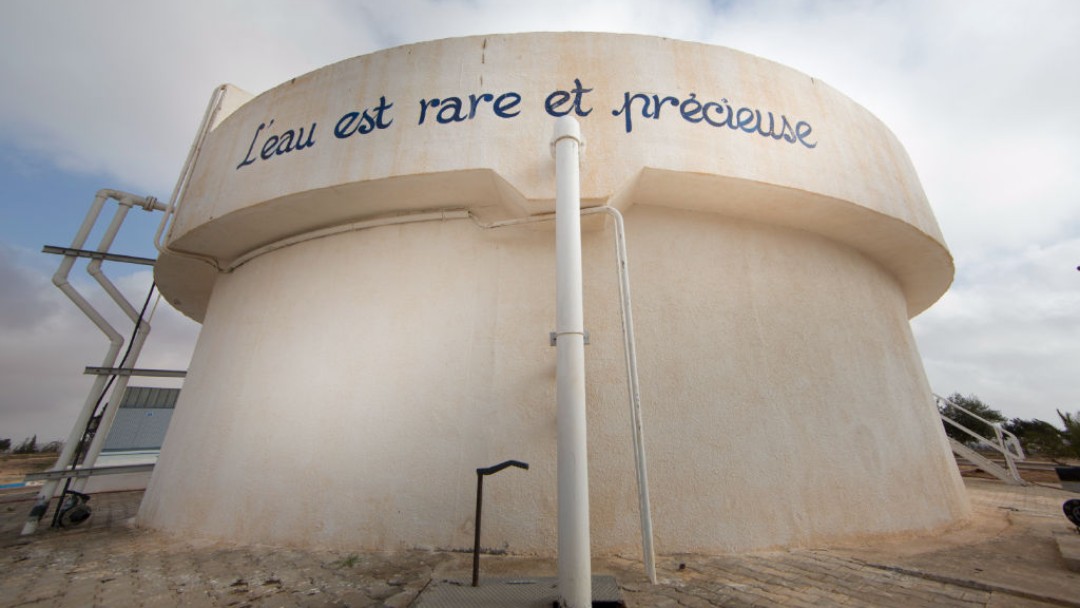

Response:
(144, 208), (969, 556)
(1054, 532), (1080, 573)
(3, 478), (1078, 608)
(147, 33), (965, 556)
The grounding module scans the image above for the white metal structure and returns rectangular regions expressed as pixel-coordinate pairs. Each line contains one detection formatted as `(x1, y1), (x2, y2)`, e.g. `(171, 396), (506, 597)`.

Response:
(585, 206), (656, 584)
(936, 394), (1026, 485)
(22, 190), (165, 535)
(553, 116), (591, 608)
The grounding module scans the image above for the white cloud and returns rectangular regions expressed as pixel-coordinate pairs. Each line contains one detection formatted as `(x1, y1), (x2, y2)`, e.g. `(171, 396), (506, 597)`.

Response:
(0, 246), (198, 443)
(0, 0), (383, 195)
(913, 237), (1080, 421)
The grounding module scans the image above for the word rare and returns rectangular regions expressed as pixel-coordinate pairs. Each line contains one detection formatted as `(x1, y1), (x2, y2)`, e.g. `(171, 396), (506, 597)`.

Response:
(417, 92), (522, 124)
(612, 91), (817, 148)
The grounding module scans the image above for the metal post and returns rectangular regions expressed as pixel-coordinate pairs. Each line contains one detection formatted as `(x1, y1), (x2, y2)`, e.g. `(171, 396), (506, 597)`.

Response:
(994, 423), (1022, 483)
(552, 116), (591, 608)
(472, 472), (484, 587)
(471, 460), (528, 587)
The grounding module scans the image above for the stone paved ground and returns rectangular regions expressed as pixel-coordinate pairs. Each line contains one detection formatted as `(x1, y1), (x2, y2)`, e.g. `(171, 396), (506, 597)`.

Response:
(1, 479), (1078, 607)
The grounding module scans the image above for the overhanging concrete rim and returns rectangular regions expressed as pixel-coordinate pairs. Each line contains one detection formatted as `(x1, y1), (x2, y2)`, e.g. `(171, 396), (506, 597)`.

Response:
(156, 166), (953, 323)
(623, 167), (954, 317)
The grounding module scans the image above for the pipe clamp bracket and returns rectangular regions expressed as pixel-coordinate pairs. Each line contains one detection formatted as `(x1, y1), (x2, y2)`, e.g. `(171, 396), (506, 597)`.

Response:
(550, 330), (590, 346)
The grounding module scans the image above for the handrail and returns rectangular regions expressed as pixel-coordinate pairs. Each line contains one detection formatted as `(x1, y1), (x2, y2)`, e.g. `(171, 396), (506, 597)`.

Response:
(154, 84), (228, 271)
(934, 393), (1025, 460)
(935, 393), (1025, 483)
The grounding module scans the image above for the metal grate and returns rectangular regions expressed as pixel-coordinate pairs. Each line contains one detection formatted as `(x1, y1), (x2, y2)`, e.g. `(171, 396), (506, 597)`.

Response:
(414, 575), (623, 608)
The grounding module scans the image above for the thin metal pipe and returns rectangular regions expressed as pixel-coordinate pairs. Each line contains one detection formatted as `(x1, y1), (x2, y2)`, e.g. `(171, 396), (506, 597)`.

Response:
(87, 202), (139, 320)
(582, 206), (656, 584)
(553, 116), (591, 608)
(470, 460), (529, 587)
(472, 473), (484, 587)
(155, 85), (227, 271)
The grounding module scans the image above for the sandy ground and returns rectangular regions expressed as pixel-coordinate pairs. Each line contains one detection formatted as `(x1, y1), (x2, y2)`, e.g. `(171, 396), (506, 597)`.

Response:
(1, 474), (1078, 607)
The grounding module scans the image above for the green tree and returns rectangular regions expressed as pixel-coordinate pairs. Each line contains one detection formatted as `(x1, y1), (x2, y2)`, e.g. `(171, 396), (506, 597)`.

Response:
(13, 435), (38, 454)
(39, 440), (63, 454)
(0, 438), (10, 452)
(1058, 410), (1080, 460)
(939, 393), (1005, 445)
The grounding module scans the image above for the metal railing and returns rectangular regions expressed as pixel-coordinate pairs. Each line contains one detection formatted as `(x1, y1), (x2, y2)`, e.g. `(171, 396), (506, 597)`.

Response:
(935, 393), (1025, 482)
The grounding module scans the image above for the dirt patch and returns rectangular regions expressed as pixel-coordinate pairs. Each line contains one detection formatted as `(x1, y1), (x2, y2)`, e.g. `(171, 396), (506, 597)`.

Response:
(0, 454), (56, 485)
(819, 499), (1013, 560)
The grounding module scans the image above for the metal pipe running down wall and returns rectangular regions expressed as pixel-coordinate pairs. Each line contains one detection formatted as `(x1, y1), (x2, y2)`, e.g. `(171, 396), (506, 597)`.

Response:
(552, 116), (591, 608)
(585, 205), (657, 585)
(21, 190), (164, 535)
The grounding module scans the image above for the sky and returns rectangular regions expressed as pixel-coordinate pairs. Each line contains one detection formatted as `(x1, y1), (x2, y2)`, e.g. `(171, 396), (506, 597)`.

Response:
(1, 0), (1078, 443)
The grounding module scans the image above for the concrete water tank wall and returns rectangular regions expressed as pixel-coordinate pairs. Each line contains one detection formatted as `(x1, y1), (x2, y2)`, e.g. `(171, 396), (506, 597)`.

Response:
(140, 33), (969, 554)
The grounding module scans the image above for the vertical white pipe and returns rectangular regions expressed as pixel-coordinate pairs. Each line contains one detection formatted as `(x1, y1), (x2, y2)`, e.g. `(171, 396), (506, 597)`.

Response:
(583, 206), (657, 584)
(553, 116), (591, 608)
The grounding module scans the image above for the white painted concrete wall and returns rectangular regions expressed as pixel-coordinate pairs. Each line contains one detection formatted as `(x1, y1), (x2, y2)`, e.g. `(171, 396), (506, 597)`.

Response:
(142, 33), (968, 554)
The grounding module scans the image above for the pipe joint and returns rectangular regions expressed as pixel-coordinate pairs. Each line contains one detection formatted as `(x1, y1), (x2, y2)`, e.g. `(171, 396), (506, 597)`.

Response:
(551, 116), (585, 160)
(137, 196), (165, 212)
(95, 189), (163, 212)
(118, 194), (162, 212)
(95, 188), (123, 201)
